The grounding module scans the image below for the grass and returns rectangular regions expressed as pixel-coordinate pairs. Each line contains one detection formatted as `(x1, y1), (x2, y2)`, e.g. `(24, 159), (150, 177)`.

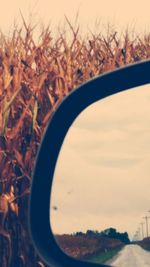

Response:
(86, 247), (123, 264)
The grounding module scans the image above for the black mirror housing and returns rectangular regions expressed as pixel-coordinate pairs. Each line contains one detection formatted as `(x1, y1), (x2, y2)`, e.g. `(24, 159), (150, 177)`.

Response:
(29, 60), (150, 267)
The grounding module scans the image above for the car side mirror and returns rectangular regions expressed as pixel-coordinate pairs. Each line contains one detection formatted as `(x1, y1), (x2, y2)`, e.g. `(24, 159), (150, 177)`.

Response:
(29, 60), (150, 267)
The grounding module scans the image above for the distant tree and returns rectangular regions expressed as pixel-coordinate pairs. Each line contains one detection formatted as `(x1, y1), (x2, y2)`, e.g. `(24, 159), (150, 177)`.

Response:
(74, 228), (130, 243)
(74, 232), (84, 236)
(101, 228), (117, 237)
(119, 232), (130, 244)
(101, 228), (130, 244)
(86, 230), (95, 237)
(86, 230), (100, 237)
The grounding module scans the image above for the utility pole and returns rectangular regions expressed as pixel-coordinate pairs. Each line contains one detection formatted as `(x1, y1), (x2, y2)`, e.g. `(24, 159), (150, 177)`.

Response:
(134, 233), (137, 242)
(137, 227), (141, 240)
(135, 229), (140, 241)
(140, 222), (144, 240)
(133, 233), (137, 242)
(143, 216), (150, 237)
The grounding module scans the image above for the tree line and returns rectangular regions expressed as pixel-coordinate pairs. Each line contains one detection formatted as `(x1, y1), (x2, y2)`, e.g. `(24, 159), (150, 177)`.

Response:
(74, 227), (130, 244)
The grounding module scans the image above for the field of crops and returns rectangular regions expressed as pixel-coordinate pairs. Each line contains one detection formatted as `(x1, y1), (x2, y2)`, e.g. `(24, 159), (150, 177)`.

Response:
(55, 234), (124, 260)
(0, 17), (150, 266)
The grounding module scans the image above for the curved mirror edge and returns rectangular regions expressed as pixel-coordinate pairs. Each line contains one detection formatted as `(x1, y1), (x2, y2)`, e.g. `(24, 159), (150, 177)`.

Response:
(50, 84), (150, 266)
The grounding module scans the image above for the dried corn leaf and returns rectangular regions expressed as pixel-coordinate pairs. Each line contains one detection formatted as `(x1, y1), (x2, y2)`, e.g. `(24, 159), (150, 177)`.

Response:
(2, 86), (22, 115)
(47, 87), (55, 106)
(6, 99), (32, 139)
(1, 104), (10, 136)
(32, 99), (38, 130)
(3, 64), (12, 89)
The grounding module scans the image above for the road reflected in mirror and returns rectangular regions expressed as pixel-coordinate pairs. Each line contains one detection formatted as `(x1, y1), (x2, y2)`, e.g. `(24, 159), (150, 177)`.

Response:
(50, 84), (150, 266)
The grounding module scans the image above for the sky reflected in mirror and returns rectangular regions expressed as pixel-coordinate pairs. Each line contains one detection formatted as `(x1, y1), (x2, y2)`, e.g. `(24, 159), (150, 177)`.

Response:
(51, 84), (150, 241)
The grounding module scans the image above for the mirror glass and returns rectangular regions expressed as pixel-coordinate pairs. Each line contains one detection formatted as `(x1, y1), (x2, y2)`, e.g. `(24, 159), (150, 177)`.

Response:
(50, 84), (150, 266)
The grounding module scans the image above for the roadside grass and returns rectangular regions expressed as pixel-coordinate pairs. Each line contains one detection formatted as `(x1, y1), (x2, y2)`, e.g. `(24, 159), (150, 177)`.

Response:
(138, 244), (150, 252)
(86, 247), (123, 264)
(137, 239), (150, 252)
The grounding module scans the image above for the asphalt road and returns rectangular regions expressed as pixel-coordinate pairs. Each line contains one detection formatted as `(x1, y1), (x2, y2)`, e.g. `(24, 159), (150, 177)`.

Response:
(106, 244), (150, 267)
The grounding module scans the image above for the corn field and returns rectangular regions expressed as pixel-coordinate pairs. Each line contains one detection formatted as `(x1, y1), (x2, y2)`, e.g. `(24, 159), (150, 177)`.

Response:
(0, 17), (150, 266)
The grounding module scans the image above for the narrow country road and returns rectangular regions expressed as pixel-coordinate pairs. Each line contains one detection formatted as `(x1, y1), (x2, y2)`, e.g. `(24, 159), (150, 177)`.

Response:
(106, 244), (150, 267)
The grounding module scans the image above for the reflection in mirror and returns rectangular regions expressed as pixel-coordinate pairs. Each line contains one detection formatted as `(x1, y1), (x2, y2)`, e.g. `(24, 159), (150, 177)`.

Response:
(50, 84), (150, 266)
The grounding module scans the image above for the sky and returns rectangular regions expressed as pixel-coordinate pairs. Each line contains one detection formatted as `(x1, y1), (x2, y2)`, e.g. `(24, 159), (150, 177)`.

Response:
(0, 0), (150, 37)
(51, 84), (150, 242)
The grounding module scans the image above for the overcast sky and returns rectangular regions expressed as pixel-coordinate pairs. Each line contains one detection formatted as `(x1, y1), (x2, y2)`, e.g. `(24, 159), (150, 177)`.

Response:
(51, 85), (150, 241)
(0, 0), (150, 36)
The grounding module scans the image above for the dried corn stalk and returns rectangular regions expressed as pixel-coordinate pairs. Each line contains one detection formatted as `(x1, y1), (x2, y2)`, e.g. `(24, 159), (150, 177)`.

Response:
(0, 17), (150, 267)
